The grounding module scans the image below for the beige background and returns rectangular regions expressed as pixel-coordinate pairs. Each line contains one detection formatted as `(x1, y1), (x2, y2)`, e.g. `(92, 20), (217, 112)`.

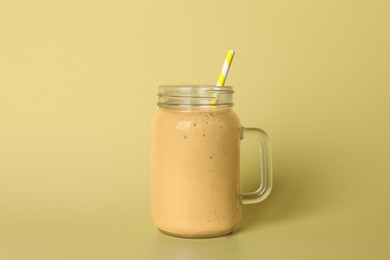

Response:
(1, 0), (389, 259)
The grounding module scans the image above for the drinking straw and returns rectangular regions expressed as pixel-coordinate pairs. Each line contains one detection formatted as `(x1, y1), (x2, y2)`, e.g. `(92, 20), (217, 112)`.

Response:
(216, 50), (235, 87)
(211, 50), (235, 104)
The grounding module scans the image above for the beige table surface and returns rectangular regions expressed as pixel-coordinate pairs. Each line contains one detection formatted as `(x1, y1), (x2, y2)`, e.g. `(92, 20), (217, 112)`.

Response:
(1, 0), (389, 259)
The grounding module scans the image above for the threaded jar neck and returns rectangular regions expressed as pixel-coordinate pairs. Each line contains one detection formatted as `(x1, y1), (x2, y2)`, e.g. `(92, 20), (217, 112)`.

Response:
(157, 85), (234, 108)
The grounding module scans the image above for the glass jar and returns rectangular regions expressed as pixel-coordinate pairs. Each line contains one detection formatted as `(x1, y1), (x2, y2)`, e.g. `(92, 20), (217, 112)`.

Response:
(151, 85), (272, 238)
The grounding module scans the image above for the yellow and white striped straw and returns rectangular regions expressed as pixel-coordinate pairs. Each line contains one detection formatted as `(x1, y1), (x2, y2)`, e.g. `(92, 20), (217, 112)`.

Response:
(211, 50), (235, 104)
(216, 50), (235, 87)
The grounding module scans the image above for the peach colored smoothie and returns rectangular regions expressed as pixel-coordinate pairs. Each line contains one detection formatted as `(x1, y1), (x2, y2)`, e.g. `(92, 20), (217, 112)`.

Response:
(151, 107), (242, 237)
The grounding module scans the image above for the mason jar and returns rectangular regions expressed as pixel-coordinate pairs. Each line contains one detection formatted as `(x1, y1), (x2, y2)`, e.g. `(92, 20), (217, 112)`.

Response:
(151, 85), (272, 238)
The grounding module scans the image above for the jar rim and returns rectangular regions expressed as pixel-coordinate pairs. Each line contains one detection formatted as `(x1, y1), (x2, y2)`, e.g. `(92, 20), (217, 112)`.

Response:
(158, 85), (234, 95)
(157, 85), (234, 108)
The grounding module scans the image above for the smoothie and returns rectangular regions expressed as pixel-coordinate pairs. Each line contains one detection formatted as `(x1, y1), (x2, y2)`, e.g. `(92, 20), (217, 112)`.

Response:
(151, 107), (242, 237)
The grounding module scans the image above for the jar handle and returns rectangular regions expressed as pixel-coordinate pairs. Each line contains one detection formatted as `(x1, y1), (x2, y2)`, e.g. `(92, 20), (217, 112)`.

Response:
(240, 126), (273, 204)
